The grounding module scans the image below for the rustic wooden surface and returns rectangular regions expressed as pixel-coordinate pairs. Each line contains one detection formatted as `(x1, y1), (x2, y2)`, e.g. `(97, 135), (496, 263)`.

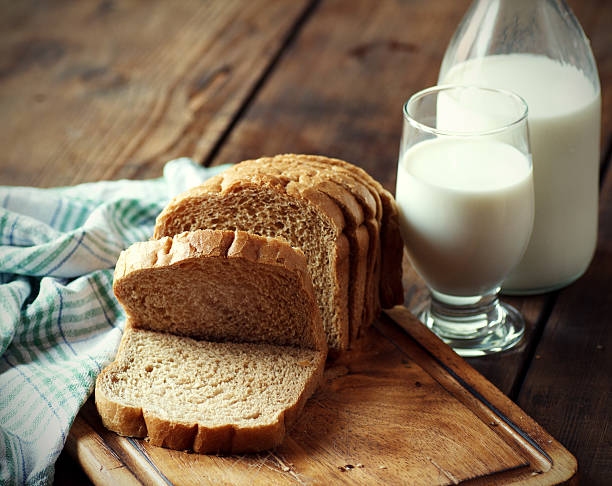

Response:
(65, 311), (577, 486)
(0, 0), (609, 484)
(0, 0), (313, 186)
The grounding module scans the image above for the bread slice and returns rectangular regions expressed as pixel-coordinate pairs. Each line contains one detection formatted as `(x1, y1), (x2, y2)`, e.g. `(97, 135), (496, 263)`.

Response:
(154, 165), (351, 351)
(114, 229), (326, 351)
(97, 229), (327, 453)
(96, 326), (325, 453)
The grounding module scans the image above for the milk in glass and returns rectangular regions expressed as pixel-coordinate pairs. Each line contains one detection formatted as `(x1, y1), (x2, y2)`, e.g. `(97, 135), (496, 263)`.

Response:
(396, 138), (534, 297)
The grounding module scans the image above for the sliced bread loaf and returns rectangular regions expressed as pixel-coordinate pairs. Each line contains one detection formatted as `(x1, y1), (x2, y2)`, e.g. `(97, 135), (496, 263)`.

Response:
(280, 154), (405, 329)
(240, 154), (383, 342)
(154, 166), (351, 351)
(97, 229), (327, 453)
(220, 154), (402, 340)
(225, 156), (374, 345)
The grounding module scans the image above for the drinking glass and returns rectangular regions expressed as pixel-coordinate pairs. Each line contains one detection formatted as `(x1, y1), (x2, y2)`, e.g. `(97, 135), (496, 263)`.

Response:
(396, 85), (534, 356)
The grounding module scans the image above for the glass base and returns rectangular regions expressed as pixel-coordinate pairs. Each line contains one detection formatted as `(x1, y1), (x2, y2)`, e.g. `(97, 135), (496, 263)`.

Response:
(415, 290), (525, 357)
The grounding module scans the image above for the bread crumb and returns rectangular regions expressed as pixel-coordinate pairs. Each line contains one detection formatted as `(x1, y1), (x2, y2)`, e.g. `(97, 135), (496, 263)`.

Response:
(356, 463), (364, 468)
(379, 465), (387, 469)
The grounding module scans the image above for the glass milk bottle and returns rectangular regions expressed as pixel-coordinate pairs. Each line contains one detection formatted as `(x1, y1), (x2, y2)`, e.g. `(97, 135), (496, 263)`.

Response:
(438, 0), (601, 294)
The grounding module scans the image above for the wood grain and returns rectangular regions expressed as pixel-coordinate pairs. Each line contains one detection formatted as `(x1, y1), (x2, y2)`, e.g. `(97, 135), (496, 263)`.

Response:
(71, 314), (576, 486)
(383, 307), (578, 486)
(0, 0), (607, 483)
(0, 0), (312, 187)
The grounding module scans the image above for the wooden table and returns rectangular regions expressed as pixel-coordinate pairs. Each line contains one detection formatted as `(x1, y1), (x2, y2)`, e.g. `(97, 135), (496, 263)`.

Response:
(1, 1), (610, 484)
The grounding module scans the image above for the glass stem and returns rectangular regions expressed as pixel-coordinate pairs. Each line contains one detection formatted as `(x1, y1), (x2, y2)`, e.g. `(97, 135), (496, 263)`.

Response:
(428, 288), (505, 340)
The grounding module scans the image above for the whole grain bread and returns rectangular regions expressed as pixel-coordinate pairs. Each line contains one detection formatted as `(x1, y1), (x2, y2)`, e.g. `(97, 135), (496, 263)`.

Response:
(97, 229), (327, 453)
(311, 156), (405, 310)
(96, 326), (325, 453)
(114, 229), (326, 350)
(225, 156), (376, 344)
(154, 165), (351, 351)
(227, 154), (402, 340)
(223, 157), (371, 347)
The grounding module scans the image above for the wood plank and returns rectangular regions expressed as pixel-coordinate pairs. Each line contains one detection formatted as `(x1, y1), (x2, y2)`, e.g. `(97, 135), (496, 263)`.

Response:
(0, 0), (312, 187)
(64, 417), (146, 486)
(69, 314), (576, 486)
(516, 141), (612, 486)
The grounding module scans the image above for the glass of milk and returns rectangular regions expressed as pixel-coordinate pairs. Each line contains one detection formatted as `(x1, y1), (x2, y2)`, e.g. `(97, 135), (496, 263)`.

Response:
(397, 85), (534, 356)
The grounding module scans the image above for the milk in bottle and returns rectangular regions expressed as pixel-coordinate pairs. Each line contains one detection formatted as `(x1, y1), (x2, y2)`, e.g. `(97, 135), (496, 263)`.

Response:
(442, 54), (601, 291)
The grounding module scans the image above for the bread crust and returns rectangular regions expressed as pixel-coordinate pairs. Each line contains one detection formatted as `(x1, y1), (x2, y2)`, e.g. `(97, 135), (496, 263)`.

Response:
(266, 154), (380, 219)
(95, 326), (326, 454)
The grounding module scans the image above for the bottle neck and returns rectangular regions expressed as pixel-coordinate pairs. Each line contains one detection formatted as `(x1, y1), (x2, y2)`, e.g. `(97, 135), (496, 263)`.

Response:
(440, 0), (599, 87)
(472, 0), (568, 22)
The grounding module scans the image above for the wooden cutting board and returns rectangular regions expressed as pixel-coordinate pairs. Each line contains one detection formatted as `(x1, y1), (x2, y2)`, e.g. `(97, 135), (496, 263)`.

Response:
(66, 306), (577, 485)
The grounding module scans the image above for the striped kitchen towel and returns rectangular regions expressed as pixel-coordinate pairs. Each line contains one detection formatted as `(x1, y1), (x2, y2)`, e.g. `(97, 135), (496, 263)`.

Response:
(0, 159), (228, 486)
